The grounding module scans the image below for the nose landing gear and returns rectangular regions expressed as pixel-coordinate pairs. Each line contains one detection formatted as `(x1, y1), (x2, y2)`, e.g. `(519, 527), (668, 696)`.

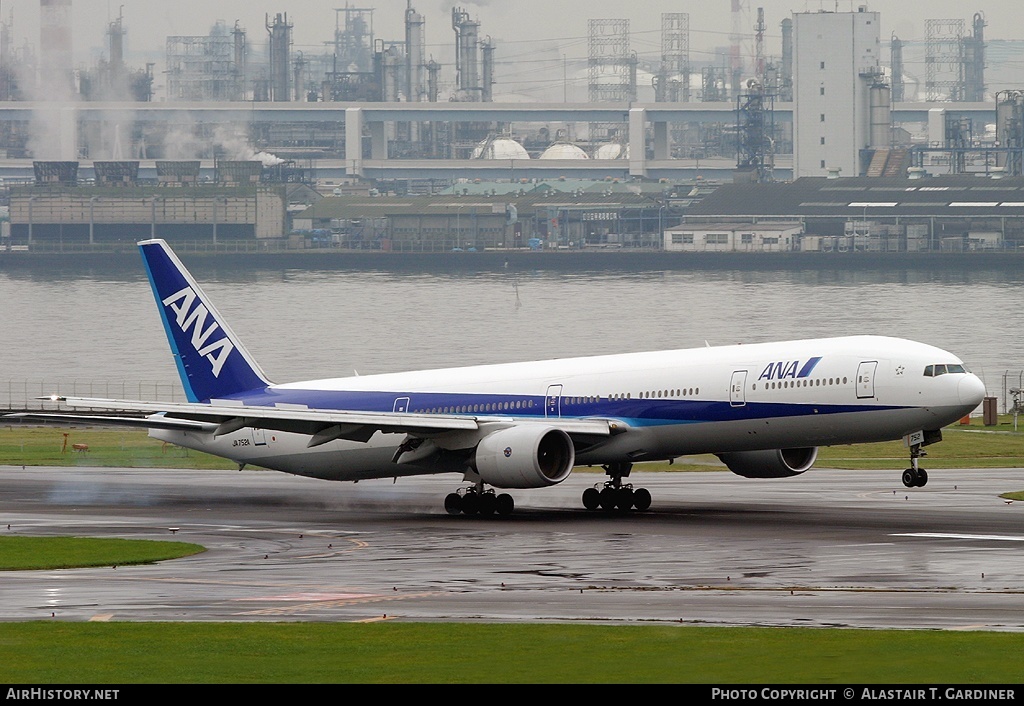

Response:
(901, 442), (928, 488)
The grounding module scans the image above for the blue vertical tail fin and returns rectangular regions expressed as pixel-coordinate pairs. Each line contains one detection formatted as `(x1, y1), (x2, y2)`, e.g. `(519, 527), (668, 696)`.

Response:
(138, 239), (272, 402)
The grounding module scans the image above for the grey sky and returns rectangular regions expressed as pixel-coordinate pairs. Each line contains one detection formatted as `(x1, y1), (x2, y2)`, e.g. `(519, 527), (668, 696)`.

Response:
(2, 0), (1019, 100)
(4, 1), (1019, 56)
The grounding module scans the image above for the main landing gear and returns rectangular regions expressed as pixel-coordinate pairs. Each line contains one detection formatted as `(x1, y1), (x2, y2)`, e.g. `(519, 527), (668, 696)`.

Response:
(444, 482), (515, 517)
(901, 442), (929, 488)
(581, 462), (652, 512)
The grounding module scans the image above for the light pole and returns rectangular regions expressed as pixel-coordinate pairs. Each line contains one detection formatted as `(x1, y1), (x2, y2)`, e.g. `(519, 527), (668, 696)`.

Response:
(150, 196), (160, 239)
(658, 204), (667, 250)
(213, 197), (223, 247)
(89, 196), (98, 246)
(27, 196), (34, 248)
(456, 204), (463, 250)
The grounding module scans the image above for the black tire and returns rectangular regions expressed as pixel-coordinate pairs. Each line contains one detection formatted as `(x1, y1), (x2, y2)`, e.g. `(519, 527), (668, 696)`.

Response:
(478, 493), (497, 516)
(599, 487), (618, 511)
(916, 469), (928, 487)
(616, 487), (634, 511)
(461, 492), (480, 515)
(495, 493), (515, 515)
(582, 487), (601, 511)
(444, 492), (462, 515)
(902, 468), (917, 488)
(632, 487), (652, 511)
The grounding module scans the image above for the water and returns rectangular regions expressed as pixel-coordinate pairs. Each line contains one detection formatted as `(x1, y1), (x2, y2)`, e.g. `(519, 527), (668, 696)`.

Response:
(2, 260), (1023, 405)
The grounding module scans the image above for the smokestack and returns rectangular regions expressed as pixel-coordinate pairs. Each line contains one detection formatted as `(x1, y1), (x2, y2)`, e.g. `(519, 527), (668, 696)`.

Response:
(452, 7), (481, 102)
(267, 13), (292, 102)
(405, 4), (425, 102)
(40, 0), (73, 92)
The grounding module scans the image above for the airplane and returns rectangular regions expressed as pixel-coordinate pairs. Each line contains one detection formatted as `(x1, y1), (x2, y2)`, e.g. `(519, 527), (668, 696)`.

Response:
(8, 238), (987, 516)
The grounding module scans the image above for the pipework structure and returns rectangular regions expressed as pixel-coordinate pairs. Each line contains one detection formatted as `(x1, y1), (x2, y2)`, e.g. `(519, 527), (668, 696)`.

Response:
(656, 13), (689, 103)
(736, 78), (775, 182)
(452, 6), (492, 103)
(267, 13), (292, 102)
(166, 21), (247, 102)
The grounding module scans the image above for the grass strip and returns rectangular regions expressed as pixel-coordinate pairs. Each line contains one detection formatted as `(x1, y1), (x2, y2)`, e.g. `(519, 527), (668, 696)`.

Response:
(0, 536), (204, 570)
(1, 622), (1022, 683)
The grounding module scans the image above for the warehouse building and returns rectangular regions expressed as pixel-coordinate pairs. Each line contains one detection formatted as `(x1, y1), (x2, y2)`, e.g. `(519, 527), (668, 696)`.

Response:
(683, 176), (1024, 252)
(7, 161), (288, 245)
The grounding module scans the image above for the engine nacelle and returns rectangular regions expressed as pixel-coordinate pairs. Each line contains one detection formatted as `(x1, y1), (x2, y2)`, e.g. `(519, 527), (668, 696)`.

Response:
(474, 425), (575, 489)
(717, 447), (818, 479)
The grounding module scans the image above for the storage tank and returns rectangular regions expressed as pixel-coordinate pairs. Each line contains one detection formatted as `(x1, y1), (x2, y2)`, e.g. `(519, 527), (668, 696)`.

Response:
(539, 143), (589, 160)
(869, 82), (891, 149)
(472, 138), (529, 160)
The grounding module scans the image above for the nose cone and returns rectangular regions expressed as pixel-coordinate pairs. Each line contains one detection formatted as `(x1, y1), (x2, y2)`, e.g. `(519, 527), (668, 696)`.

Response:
(959, 374), (986, 408)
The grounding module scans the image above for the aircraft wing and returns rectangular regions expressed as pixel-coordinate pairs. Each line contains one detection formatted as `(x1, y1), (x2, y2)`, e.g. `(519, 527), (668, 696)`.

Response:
(9, 396), (618, 445)
(4, 413), (216, 432)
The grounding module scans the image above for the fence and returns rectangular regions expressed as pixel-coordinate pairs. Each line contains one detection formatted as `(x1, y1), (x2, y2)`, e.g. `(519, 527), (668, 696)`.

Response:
(1001, 371), (1024, 415)
(2, 380), (185, 413)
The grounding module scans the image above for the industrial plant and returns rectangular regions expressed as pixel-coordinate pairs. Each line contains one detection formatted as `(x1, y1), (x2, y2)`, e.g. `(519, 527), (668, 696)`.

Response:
(2, 2), (1024, 254)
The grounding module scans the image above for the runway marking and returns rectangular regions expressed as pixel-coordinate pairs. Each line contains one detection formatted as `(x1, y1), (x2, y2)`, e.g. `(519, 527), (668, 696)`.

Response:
(356, 615), (399, 623)
(246, 592), (377, 602)
(293, 538), (370, 558)
(237, 592), (438, 616)
(893, 532), (1024, 542)
(88, 614), (114, 622)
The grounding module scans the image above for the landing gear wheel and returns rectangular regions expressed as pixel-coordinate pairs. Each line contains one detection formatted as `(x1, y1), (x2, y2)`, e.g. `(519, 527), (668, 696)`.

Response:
(916, 469), (928, 487)
(902, 469), (918, 488)
(616, 487), (634, 511)
(495, 493), (514, 516)
(461, 492), (480, 515)
(632, 487), (652, 511)
(444, 492), (462, 515)
(599, 487), (618, 511)
(478, 492), (497, 516)
(582, 487), (601, 511)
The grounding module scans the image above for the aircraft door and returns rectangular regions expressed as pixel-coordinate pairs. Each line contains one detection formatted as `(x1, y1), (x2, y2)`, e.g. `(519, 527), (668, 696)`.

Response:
(730, 370), (747, 407)
(856, 361), (877, 399)
(545, 385), (563, 418)
(393, 397), (411, 413)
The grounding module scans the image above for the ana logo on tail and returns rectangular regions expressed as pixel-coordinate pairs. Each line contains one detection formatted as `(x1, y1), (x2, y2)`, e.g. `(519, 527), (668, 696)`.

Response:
(162, 286), (235, 378)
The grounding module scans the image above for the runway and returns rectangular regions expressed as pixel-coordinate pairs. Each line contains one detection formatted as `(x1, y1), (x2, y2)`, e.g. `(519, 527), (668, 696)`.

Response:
(2, 465), (1023, 630)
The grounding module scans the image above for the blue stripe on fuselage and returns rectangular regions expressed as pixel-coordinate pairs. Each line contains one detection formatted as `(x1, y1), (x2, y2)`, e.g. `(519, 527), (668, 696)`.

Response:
(216, 387), (905, 427)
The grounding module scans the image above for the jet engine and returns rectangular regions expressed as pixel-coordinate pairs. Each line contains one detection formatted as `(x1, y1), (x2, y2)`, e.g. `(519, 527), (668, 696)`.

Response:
(716, 447), (818, 478)
(473, 425), (575, 488)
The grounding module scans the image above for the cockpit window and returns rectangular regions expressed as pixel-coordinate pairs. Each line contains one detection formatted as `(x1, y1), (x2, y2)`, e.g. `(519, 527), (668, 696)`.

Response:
(924, 363), (967, 377)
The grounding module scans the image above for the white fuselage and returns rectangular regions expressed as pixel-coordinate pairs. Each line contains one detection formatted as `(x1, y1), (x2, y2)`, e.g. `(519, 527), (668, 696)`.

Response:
(150, 335), (985, 482)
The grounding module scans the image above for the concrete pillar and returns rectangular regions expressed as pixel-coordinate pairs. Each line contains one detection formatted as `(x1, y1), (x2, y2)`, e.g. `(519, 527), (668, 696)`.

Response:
(369, 121), (388, 160)
(345, 107), (364, 176)
(629, 108), (647, 177)
(653, 121), (670, 160)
